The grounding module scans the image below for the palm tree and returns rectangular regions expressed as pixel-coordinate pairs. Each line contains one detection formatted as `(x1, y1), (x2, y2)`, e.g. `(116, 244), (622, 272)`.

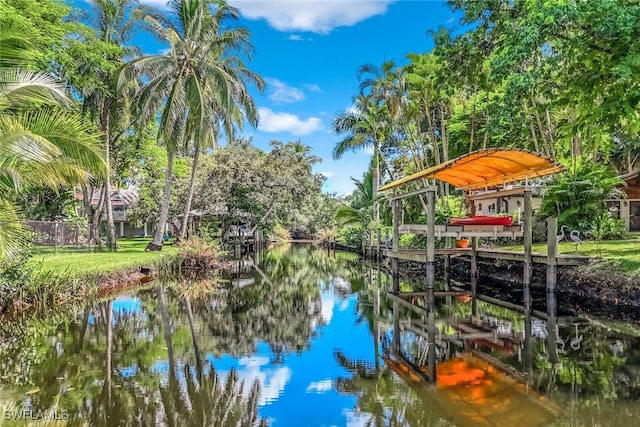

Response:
(0, 24), (105, 260)
(334, 170), (375, 228)
(358, 60), (407, 121)
(176, 2), (263, 240)
(331, 96), (390, 222)
(121, 0), (263, 250)
(80, 0), (162, 250)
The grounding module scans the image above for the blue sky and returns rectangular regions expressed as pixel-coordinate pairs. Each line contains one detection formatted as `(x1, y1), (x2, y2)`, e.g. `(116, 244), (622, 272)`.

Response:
(79, 0), (458, 195)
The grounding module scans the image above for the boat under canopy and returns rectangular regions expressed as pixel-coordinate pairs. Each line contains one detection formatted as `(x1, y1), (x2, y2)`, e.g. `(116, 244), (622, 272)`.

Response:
(450, 215), (514, 226)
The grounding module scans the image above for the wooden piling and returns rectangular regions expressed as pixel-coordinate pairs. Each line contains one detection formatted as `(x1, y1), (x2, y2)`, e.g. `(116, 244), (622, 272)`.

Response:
(523, 189), (533, 376)
(392, 198), (400, 253)
(392, 258), (400, 294)
(426, 188), (436, 384)
(546, 216), (559, 364)
(426, 188), (436, 302)
(471, 236), (479, 317)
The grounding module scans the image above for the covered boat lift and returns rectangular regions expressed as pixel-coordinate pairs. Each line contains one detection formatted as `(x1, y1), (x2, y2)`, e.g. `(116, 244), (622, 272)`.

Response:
(380, 148), (569, 371)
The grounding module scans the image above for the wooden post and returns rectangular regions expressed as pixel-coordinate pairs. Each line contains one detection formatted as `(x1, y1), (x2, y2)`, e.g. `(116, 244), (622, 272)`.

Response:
(546, 216), (559, 364)
(471, 236), (478, 317)
(426, 187), (436, 384)
(426, 188), (436, 302)
(444, 254), (450, 291)
(377, 228), (381, 262)
(392, 258), (400, 294)
(523, 188), (533, 375)
(392, 199), (400, 253)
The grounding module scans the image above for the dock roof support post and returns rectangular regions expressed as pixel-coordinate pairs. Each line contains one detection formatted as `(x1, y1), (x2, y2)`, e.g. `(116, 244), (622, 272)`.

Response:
(546, 216), (559, 364)
(523, 188), (534, 378)
(426, 187), (436, 296)
(392, 198), (400, 253)
(471, 236), (479, 318)
(426, 187), (437, 384)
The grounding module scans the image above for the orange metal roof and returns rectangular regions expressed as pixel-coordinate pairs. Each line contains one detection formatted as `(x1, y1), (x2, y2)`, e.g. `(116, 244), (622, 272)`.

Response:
(379, 148), (565, 192)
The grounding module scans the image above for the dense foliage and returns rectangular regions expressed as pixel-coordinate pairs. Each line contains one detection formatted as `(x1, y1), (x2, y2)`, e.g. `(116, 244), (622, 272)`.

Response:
(332, 0), (640, 243)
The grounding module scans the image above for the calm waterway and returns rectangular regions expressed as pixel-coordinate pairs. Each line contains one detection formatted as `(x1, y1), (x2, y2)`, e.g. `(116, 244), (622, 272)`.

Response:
(0, 243), (639, 426)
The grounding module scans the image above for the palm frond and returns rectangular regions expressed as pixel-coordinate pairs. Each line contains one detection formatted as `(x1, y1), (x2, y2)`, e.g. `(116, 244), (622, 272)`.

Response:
(0, 68), (69, 108)
(0, 200), (29, 263)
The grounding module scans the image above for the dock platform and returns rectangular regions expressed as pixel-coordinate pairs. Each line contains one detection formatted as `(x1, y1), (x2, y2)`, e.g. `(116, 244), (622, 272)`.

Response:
(383, 247), (592, 266)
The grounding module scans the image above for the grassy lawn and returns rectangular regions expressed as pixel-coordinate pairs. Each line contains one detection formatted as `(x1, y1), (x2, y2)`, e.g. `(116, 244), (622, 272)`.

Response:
(30, 238), (178, 275)
(500, 237), (640, 273)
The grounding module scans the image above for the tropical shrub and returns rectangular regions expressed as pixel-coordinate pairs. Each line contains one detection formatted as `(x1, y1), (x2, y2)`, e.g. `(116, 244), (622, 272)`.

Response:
(172, 236), (223, 273)
(538, 161), (624, 235)
(435, 195), (467, 224)
(587, 212), (626, 241)
(339, 225), (365, 249)
(272, 225), (292, 242)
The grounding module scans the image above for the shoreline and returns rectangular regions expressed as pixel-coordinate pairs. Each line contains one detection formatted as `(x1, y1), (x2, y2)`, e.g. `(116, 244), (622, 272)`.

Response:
(386, 255), (640, 324)
(328, 242), (640, 325)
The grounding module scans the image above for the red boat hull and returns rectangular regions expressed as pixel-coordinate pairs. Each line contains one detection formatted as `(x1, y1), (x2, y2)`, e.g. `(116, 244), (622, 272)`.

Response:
(450, 216), (513, 226)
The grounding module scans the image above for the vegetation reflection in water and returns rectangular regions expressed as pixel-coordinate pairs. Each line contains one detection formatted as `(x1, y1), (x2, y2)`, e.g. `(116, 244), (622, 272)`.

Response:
(0, 244), (638, 426)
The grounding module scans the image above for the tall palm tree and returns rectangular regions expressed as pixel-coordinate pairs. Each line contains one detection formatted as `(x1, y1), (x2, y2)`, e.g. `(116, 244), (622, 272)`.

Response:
(0, 24), (105, 260)
(121, 0), (263, 250)
(176, 2), (263, 240)
(358, 60), (407, 122)
(331, 96), (390, 221)
(80, 0), (162, 250)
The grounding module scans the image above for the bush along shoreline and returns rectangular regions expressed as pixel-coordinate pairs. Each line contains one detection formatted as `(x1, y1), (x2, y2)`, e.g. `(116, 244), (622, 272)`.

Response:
(0, 238), (225, 320)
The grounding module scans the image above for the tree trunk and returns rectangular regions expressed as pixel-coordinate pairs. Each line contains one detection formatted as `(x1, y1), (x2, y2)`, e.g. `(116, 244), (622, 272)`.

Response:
(440, 105), (450, 196)
(545, 109), (556, 158)
(373, 144), (380, 222)
(101, 100), (117, 251)
(83, 182), (106, 246)
(148, 150), (175, 251)
(180, 146), (201, 240)
(524, 102), (541, 153)
(469, 89), (477, 153)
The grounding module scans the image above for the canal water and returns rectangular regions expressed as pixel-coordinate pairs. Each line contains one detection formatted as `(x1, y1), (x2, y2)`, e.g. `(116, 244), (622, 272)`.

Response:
(0, 243), (638, 426)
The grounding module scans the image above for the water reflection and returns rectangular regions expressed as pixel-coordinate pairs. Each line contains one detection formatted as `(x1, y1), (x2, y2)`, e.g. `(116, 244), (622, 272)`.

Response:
(0, 245), (638, 426)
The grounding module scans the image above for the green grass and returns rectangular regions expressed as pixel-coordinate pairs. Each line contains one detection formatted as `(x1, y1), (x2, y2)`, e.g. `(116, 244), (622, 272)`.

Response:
(499, 237), (640, 273)
(30, 238), (178, 275)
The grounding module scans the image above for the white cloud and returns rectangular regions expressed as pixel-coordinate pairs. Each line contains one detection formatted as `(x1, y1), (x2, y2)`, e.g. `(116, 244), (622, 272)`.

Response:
(266, 78), (306, 104)
(446, 16), (455, 24)
(306, 379), (333, 394)
(288, 34), (312, 41)
(303, 83), (322, 93)
(318, 171), (335, 178)
(258, 107), (323, 135)
(229, 0), (396, 34)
